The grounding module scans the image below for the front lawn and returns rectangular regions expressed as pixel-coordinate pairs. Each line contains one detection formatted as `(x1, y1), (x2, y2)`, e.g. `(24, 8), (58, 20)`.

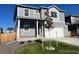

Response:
(16, 40), (79, 54)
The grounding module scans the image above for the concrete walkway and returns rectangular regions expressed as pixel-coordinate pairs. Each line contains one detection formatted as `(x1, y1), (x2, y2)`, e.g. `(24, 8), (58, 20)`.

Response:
(0, 41), (19, 54)
(17, 37), (79, 47)
(0, 41), (31, 54)
(46, 37), (79, 47)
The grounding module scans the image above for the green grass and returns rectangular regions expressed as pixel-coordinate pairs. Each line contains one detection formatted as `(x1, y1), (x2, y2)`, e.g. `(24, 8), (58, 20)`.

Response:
(16, 41), (79, 54)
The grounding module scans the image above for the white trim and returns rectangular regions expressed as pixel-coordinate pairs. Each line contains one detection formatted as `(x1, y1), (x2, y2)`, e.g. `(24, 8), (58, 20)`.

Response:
(36, 21), (39, 37)
(17, 18), (20, 39)
(42, 24), (43, 36)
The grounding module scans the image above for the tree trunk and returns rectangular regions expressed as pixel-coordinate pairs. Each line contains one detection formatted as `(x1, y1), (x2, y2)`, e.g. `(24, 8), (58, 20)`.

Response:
(49, 28), (52, 47)
(42, 38), (44, 50)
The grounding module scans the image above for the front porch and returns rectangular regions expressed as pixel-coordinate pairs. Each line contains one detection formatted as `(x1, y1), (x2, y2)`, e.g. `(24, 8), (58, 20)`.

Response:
(16, 17), (45, 40)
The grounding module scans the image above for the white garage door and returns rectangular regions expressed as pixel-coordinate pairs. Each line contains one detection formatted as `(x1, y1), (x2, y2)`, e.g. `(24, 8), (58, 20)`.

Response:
(45, 28), (64, 38)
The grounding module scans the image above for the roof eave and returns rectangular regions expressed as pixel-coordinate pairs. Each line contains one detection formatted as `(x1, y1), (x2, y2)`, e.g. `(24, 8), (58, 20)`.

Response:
(48, 5), (64, 12)
(16, 5), (39, 10)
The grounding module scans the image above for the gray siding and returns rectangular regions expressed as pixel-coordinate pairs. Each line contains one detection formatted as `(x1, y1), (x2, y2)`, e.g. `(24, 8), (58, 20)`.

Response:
(59, 12), (65, 22)
(51, 11), (65, 28)
(20, 28), (35, 37)
(19, 20), (36, 37)
(53, 22), (65, 28)
(40, 8), (47, 20)
(17, 7), (40, 19)
(59, 12), (68, 36)
(53, 22), (68, 36)
(71, 16), (79, 24)
(64, 25), (68, 36)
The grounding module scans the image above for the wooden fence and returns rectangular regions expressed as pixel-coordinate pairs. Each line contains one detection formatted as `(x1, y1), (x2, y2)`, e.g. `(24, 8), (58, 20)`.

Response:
(0, 32), (16, 43)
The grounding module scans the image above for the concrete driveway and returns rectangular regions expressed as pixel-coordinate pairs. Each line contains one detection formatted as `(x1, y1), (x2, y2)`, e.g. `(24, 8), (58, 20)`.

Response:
(47, 37), (79, 47)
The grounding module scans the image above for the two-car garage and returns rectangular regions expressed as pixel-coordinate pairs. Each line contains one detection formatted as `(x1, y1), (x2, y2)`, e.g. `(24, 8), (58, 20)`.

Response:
(45, 28), (64, 38)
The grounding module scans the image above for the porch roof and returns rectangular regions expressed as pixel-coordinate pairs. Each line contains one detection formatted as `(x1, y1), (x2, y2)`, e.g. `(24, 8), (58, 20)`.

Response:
(16, 16), (46, 21)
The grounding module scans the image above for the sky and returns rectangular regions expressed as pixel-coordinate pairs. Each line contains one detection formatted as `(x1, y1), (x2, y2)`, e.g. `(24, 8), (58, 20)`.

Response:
(0, 4), (79, 32)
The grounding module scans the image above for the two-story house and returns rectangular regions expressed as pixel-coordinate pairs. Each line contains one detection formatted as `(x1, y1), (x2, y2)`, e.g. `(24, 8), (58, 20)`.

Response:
(14, 5), (46, 40)
(14, 5), (67, 41)
(65, 15), (79, 36)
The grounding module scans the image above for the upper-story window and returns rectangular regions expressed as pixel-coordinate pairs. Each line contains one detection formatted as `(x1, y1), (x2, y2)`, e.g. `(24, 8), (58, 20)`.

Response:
(51, 12), (57, 18)
(25, 9), (29, 16)
(36, 10), (39, 13)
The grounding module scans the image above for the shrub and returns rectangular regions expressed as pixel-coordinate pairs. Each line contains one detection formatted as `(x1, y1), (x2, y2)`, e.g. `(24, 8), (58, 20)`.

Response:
(35, 39), (42, 43)
(19, 41), (24, 44)
(27, 40), (32, 43)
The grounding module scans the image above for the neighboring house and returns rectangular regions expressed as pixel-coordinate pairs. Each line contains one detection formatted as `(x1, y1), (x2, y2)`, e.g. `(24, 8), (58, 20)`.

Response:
(0, 28), (3, 33)
(14, 5), (68, 40)
(6, 28), (14, 33)
(65, 15), (79, 36)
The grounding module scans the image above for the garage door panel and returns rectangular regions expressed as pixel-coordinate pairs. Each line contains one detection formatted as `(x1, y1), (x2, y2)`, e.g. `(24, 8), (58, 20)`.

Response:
(57, 28), (64, 37)
(45, 28), (64, 38)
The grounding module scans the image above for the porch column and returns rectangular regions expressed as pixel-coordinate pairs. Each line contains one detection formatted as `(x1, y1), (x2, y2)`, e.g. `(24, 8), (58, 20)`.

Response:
(43, 21), (45, 37)
(42, 21), (45, 37)
(42, 24), (43, 37)
(36, 20), (39, 37)
(76, 24), (79, 35)
(17, 18), (20, 39)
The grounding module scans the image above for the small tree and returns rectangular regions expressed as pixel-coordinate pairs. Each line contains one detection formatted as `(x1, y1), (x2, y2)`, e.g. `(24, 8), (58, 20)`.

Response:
(45, 15), (53, 48)
(41, 10), (55, 50)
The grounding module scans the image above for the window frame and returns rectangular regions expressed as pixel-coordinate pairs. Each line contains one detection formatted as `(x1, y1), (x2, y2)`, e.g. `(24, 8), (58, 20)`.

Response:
(23, 22), (30, 30)
(51, 12), (57, 18)
(25, 9), (29, 16)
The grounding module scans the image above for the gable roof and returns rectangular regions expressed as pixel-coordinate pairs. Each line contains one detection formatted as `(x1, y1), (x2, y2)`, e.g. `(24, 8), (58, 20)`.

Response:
(16, 5), (39, 10)
(40, 6), (48, 9)
(48, 5), (64, 12)
(16, 5), (64, 12)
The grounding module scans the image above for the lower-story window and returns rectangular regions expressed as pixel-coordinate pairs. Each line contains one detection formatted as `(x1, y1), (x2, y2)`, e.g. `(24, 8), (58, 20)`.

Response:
(23, 22), (30, 30)
(25, 27), (29, 30)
